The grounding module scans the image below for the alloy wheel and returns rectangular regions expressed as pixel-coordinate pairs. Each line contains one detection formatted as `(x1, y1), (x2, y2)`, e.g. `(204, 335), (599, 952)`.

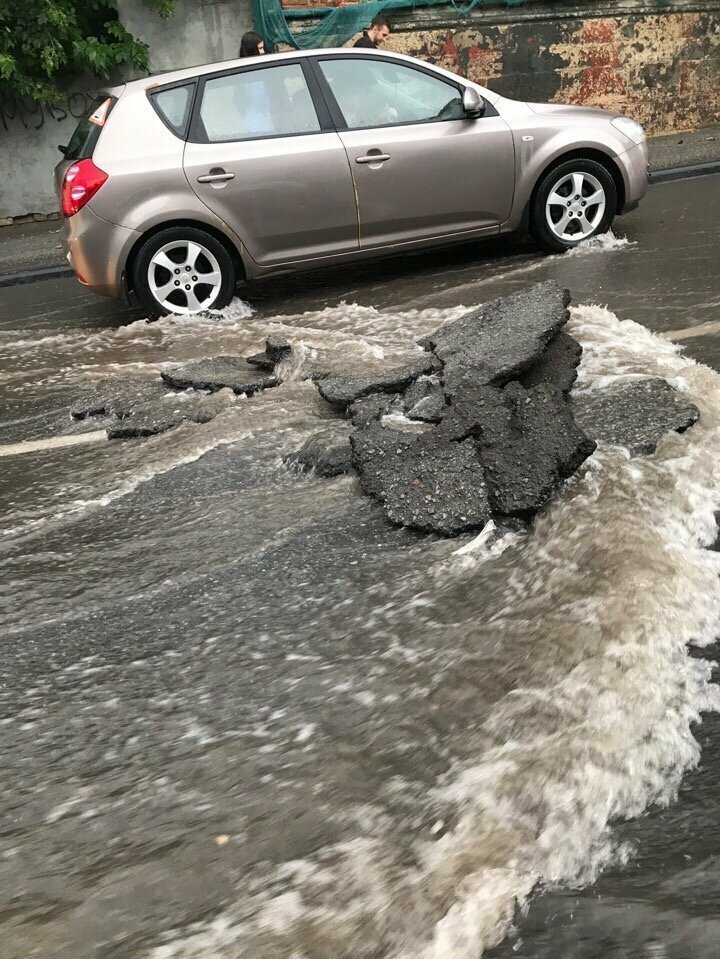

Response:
(147, 239), (223, 314)
(545, 171), (606, 243)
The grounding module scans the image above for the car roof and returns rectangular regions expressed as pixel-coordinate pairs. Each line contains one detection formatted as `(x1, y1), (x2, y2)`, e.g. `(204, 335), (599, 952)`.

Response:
(119, 47), (498, 101)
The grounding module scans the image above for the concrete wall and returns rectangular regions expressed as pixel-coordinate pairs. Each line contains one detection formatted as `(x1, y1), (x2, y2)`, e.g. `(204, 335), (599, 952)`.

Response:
(119, 0), (253, 72)
(0, 88), (101, 221)
(2, 0), (718, 218)
(0, 0), (253, 220)
(284, 0), (720, 136)
(384, 1), (720, 136)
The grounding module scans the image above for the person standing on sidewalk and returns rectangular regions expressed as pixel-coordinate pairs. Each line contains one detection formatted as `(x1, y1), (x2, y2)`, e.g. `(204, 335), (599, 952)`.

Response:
(353, 15), (391, 48)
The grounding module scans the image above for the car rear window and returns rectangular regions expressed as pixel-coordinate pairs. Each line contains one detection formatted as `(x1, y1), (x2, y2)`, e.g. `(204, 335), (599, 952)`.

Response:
(62, 95), (116, 161)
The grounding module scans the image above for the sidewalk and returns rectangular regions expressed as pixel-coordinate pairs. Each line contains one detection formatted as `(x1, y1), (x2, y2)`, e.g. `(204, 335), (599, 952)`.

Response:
(648, 123), (720, 172)
(0, 219), (68, 278)
(1, 124), (718, 283)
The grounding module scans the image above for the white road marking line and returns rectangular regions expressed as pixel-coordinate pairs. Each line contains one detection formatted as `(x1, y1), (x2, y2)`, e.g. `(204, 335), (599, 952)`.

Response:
(0, 431), (106, 457)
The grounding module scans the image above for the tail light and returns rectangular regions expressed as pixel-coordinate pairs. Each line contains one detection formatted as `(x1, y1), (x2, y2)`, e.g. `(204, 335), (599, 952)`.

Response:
(61, 159), (108, 217)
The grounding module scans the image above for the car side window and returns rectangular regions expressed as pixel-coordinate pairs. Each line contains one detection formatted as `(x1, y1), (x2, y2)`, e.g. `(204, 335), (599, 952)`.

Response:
(151, 83), (194, 137)
(198, 63), (321, 143)
(318, 58), (465, 130)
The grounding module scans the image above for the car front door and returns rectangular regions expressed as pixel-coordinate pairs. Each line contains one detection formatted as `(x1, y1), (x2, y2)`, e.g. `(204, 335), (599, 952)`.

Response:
(183, 60), (359, 267)
(312, 56), (515, 249)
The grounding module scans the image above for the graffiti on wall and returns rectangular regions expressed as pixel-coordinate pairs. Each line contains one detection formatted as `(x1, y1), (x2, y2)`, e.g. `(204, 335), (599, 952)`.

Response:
(0, 92), (94, 134)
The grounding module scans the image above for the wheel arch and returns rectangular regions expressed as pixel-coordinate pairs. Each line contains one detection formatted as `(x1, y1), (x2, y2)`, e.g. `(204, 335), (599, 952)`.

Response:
(124, 219), (246, 295)
(526, 149), (625, 232)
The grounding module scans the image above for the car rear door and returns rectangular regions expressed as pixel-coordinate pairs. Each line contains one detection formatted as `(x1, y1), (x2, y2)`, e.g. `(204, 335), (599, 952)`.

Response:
(183, 60), (359, 267)
(311, 55), (515, 249)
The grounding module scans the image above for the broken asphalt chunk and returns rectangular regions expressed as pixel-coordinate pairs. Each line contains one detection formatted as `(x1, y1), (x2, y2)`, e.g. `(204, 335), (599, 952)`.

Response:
(285, 430), (354, 478)
(106, 390), (234, 440)
(350, 422), (491, 535)
(518, 330), (583, 395)
(162, 356), (280, 395)
(317, 356), (440, 409)
(424, 280), (571, 393)
(348, 394), (396, 427)
(442, 381), (596, 520)
(70, 378), (168, 420)
(404, 377), (446, 423)
(246, 335), (292, 371)
(572, 378), (699, 455)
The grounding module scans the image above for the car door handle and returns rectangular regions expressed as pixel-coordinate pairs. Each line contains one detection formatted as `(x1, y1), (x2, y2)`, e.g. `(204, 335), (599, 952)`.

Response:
(355, 154), (390, 164)
(197, 172), (235, 183)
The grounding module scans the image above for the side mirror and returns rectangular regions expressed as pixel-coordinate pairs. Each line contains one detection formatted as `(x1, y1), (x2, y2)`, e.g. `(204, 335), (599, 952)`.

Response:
(462, 87), (485, 118)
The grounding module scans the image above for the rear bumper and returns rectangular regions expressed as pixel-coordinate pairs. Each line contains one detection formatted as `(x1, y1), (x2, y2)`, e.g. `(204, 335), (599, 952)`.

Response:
(617, 140), (649, 213)
(60, 206), (141, 299)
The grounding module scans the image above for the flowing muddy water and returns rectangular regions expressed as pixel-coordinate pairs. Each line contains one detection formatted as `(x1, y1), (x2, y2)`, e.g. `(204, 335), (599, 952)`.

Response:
(1, 175), (720, 959)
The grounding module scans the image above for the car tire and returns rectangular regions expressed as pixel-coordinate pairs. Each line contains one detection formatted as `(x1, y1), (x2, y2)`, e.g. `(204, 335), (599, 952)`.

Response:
(133, 227), (236, 318)
(531, 159), (617, 253)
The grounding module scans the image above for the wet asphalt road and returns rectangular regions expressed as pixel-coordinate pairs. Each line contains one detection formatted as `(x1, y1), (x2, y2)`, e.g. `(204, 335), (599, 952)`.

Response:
(1, 174), (720, 959)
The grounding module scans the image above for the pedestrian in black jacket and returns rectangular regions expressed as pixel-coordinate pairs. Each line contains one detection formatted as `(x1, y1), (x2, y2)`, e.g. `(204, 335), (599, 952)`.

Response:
(353, 15), (391, 48)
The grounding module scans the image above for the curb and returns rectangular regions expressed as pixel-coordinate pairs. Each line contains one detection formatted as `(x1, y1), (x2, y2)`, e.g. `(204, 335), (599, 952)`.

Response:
(0, 159), (718, 291)
(649, 159), (720, 184)
(0, 264), (73, 289)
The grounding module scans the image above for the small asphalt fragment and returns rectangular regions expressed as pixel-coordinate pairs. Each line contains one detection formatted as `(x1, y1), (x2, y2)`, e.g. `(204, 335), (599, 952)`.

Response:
(3, 337), (294, 455)
(86, 337), (290, 439)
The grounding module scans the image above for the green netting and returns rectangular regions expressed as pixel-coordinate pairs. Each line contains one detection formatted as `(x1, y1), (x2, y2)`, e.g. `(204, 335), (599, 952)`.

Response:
(252, 0), (524, 51)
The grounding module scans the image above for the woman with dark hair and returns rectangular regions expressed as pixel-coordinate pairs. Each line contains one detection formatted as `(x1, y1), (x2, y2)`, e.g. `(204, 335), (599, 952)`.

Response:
(239, 31), (265, 57)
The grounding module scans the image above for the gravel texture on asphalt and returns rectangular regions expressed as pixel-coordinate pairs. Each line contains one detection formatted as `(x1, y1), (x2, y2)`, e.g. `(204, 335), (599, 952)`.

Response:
(161, 356), (280, 395)
(351, 423), (492, 535)
(422, 280), (571, 393)
(572, 378), (700, 455)
(318, 356), (440, 408)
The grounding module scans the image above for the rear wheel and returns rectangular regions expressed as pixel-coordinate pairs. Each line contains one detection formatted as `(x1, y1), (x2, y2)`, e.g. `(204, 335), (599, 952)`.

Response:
(133, 227), (235, 317)
(531, 160), (617, 253)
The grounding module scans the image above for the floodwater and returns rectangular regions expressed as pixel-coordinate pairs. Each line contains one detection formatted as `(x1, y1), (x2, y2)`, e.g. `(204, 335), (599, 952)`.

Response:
(1, 175), (720, 959)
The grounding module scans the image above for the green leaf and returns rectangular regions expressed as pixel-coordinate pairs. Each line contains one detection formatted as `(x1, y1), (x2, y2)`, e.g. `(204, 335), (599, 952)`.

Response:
(0, 0), (175, 103)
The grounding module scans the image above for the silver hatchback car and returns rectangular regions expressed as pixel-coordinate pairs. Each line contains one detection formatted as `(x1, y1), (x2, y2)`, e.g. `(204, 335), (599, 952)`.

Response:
(55, 48), (648, 316)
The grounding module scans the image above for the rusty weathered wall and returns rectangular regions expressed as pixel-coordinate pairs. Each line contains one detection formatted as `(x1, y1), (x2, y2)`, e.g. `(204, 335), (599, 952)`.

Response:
(385, 7), (720, 135)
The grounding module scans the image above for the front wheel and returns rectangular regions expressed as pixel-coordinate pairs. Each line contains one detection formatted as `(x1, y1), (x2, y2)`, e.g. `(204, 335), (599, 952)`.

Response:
(133, 227), (236, 317)
(531, 160), (617, 253)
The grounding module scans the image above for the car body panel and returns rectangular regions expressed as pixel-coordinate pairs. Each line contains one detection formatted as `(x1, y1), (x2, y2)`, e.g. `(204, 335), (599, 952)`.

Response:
(490, 97), (648, 229)
(184, 131), (360, 266)
(59, 204), (141, 298)
(86, 85), (195, 231)
(337, 113), (514, 247)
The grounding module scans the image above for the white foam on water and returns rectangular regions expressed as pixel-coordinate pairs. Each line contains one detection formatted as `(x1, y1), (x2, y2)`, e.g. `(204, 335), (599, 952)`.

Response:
(451, 521), (523, 570)
(2, 411), (254, 541)
(147, 303), (720, 959)
(564, 229), (635, 257)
